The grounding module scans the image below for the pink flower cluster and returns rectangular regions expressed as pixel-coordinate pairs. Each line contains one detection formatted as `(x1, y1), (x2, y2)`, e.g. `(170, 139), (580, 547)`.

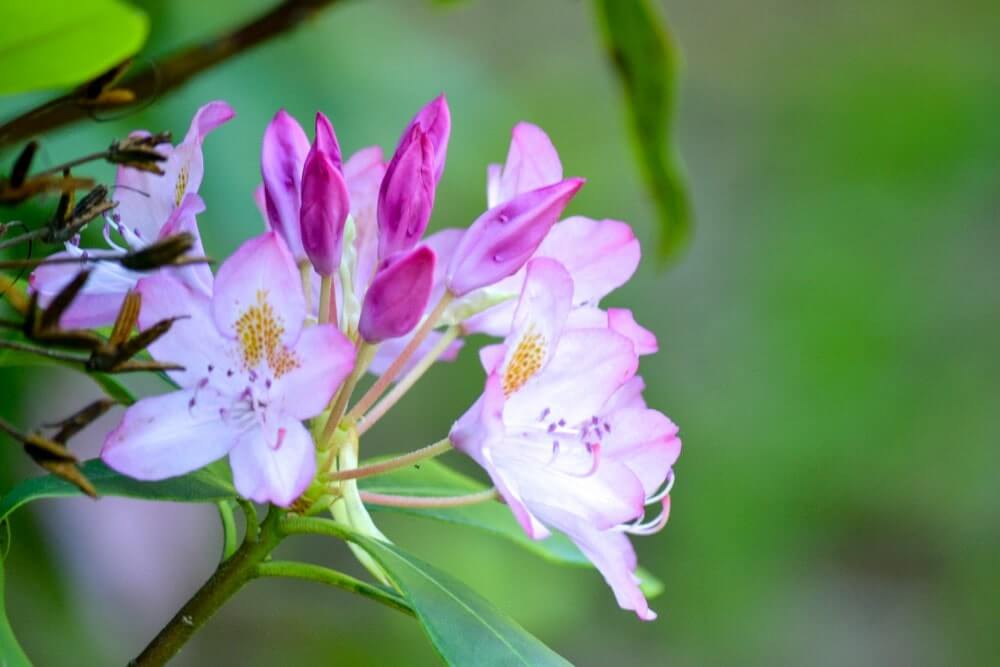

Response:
(32, 96), (680, 620)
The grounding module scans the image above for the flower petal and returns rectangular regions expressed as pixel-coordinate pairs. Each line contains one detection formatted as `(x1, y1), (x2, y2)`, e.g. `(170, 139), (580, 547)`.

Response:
(156, 192), (213, 296)
(608, 308), (658, 355)
(212, 232), (305, 345)
(229, 417), (316, 507)
(494, 122), (563, 206)
(602, 407), (680, 498)
(114, 102), (234, 244)
(101, 388), (238, 481)
(272, 324), (355, 420)
(536, 217), (639, 306)
(498, 258), (573, 389)
(135, 271), (230, 389)
(532, 505), (655, 621)
(450, 374), (550, 539)
(505, 328), (637, 426)
(29, 247), (140, 329)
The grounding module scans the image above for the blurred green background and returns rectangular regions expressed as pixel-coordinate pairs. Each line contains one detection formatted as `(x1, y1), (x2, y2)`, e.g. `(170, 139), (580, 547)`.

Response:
(2, 0), (998, 664)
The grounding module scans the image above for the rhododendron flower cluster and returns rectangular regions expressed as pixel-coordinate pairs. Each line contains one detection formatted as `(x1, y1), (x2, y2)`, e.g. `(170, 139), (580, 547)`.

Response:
(80, 95), (680, 621)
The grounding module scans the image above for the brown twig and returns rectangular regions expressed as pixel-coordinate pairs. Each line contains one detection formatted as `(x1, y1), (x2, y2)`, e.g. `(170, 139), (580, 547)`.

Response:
(0, 0), (340, 148)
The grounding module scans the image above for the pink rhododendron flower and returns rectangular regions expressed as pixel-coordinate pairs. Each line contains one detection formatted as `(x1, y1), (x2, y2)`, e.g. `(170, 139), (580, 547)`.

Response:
(102, 232), (355, 506)
(433, 122), (644, 340)
(450, 258), (680, 620)
(29, 102), (233, 328)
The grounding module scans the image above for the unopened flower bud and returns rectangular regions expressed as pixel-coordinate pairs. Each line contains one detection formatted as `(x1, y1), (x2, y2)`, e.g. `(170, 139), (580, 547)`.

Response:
(446, 177), (584, 296)
(377, 125), (435, 259)
(313, 111), (343, 171)
(300, 149), (349, 277)
(261, 109), (309, 259)
(398, 94), (450, 184)
(359, 245), (436, 342)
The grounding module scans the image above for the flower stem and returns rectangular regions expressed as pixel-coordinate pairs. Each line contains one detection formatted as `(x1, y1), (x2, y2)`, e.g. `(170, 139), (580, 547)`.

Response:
(216, 501), (238, 562)
(320, 342), (374, 447)
(254, 561), (413, 616)
(325, 437), (452, 483)
(347, 292), (453, 421)
(130, 507), (285, 667)
(318, 275), (333, 325)
(300, 262), (313, 316)
(356, 326), (459, 436)
(359, 488), (498, 508)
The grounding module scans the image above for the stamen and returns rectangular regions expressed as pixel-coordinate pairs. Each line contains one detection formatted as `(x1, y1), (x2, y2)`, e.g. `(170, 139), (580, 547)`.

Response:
(645, 470), (675, 506)
(617, 500), (670, 536)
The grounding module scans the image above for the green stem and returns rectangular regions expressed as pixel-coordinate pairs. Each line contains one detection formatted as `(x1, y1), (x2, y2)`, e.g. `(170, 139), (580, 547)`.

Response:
(254, 561), (413, 616)
(359, 488), (498, 508)
(237, 499), (259, 543)
(320, 342), (374, 446)
(325, 438), (452, 483)
(347, 292), (453, 421)
(216, 501), (238, 562)
(130, 508), (285, 666)
(280, 515), (354, 541)
(356, 326), (459, 436)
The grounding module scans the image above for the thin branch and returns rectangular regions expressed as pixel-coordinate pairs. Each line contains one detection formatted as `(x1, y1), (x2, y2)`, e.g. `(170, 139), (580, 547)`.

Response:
(254, 561), (413, 616)
(0, 0), (341, 148)
(0, 339), (87, 365)
(325, 438), (453, 483)
(359, 488), (499, 509)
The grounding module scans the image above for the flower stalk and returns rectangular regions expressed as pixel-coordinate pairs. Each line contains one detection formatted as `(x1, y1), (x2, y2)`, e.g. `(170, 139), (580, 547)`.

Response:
(359, 488), (498, 508)
(325, 437), (452, 483)
(347, 291), (452, 420)
(357, 326), (459, 436)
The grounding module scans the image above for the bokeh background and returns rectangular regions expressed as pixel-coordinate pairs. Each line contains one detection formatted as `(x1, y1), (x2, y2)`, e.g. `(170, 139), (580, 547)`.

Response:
(1, 0), (998, 664)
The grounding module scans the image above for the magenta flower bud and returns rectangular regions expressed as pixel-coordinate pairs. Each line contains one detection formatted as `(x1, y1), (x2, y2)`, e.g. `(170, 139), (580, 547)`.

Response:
(300, 150), (350, 277)
(377, 125), (436, 260)
(398, 94), (451, 184)
(446, 177), (585, 296)
(359, 245), (436, 343)
(313, 111), (343, 171)
(261, 109), (310, 259)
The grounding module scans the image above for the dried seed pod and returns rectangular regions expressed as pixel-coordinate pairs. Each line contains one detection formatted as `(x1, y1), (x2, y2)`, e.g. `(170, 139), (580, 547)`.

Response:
(118, 233), (196, 271)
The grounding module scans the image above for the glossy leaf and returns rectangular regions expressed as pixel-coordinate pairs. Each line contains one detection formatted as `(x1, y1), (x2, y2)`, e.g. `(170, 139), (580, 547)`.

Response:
(593, 0), (691, 260)
(347, 531), (572, 666)
(0, 524), (31, 667)
(0, 459), (236, 523)
(361, 460), (664, 598)
(0, 0), (149, 95)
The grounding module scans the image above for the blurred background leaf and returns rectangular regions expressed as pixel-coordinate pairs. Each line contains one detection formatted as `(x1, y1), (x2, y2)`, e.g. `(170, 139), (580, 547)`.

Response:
(593, 0), (690, 261)
(0, 522), (31, 667)
(0, 0), (148, 95)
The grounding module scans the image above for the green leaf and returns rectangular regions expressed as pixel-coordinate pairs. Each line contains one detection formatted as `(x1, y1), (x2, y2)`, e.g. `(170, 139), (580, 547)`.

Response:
(361, 460), (586, 565)
(361, 460), (664, 598)
(0, 0), (149, 95)
(593, 0), (691, 260)
(0, 344), (137, 405)
(0, 523), (31, 667)
(0, 459), (236, 523)
(348, 531), (572, 666)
